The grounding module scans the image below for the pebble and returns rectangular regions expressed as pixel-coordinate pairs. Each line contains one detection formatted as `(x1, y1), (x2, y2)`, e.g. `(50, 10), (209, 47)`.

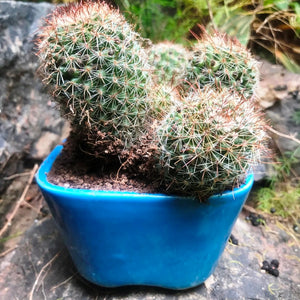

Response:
(268, 268), (279, 277)
(274, 84), (287, 91)
(246, 213), (266, 227)
(229, 234), (238, 245)
(261, 260), (270, 271)
(270, 259), (279, 268)
(288, 90), (299, 99)
(261, 259), (280, 277)
(40, 206), (49, 216)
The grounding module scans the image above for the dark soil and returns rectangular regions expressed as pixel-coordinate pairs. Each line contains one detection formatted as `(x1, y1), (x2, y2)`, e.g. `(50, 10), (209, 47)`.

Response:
(47, 131), (246, 198)
(48, 132), (166, 194)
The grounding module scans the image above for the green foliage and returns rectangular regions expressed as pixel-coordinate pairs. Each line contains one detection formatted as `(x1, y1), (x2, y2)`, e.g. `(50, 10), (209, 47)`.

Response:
(116, 0), (300, 73)
(37, 1), (152, 147)
(292, 110), (300, 125)
(290, 1), (300, 32)
(206, 0), (300, 73)
(187, 0), (254, 46)
(269, 148), (300, 186)
(115, 0), (201, 44)
(182, 30), (259, 98)
(156, 88), (266, 198)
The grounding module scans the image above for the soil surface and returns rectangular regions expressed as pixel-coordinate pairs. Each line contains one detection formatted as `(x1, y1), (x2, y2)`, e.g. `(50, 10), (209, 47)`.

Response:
(47, 131), (246, 198)
(48, 134), (165, 194)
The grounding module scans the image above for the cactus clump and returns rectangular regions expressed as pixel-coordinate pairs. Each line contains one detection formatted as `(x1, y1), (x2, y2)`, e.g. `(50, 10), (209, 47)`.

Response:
(36, 1), (268, 199)
(157, 88), (266, 199)
(37, 1), (152, 147)
(183, 30), (259, 98)
(149, 42), (189, 86)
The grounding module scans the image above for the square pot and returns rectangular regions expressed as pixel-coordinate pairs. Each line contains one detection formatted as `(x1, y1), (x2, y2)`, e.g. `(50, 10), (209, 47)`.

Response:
(36, 145), (254, 289)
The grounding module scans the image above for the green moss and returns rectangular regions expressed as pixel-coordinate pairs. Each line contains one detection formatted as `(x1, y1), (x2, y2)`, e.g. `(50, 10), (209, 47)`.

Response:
(256, 185), (300, 221)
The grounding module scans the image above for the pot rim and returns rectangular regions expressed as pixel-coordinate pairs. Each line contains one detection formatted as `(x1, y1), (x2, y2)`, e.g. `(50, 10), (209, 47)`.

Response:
(36, 144), (254, 203)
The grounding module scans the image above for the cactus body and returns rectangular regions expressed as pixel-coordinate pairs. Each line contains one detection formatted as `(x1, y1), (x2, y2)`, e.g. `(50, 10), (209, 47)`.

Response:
(157, 88), (266, 199)
(37, 1), (151, 147)
(149, 42), (189, 86)
(183, 31), (259, 98)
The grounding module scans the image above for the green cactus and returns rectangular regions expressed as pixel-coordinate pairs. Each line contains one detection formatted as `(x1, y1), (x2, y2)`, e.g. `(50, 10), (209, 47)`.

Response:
(149, 42), (189, 86)
(156, 88), (266, 199)
(183, 30), (259, 98)
(37, 1), (152, 148)
(36, 2), (268, 198)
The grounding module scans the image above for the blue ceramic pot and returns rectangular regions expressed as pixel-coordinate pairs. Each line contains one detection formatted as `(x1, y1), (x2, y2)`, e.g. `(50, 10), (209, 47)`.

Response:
(36, 145), (254, 290)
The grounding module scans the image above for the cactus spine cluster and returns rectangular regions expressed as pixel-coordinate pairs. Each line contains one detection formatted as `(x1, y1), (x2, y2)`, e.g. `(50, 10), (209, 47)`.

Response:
(156, 88), (266, 198)
(37, 1), (152, 147)
(182, 30), (259, 98)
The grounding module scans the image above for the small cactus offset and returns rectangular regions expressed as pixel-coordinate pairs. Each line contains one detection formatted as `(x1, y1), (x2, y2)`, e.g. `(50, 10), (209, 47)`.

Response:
(182, 29), (259, 98)
(156, 88), (266, 199)
(37, 1), (152, 148)
(149, 42), (189, 86)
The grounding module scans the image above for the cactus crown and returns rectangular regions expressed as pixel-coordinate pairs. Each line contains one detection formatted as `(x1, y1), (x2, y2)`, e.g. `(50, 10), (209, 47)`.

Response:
(37, 1), (152, 147)
(157, 88), (266, 199)
(183, 29), (259, 98)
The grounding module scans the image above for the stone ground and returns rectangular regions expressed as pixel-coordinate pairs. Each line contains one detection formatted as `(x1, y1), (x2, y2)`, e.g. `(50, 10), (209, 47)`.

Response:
(0, 179), (299, 300)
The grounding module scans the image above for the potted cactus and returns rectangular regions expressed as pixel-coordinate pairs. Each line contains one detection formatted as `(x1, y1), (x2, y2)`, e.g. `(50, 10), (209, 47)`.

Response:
(35, 1), (267, 290)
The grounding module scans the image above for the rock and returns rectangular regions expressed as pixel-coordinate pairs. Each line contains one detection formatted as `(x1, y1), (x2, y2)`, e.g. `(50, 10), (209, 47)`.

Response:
(258, 60), (300, 107)
(0, 174), (28, 225)
(0, 1), (68, 193)
(31, 131), (64, 160)
(252, 162), (277, 182)
(0, 212), (299, 299)
(257, 60), (300, 176)
(266, 89), (300, 174)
